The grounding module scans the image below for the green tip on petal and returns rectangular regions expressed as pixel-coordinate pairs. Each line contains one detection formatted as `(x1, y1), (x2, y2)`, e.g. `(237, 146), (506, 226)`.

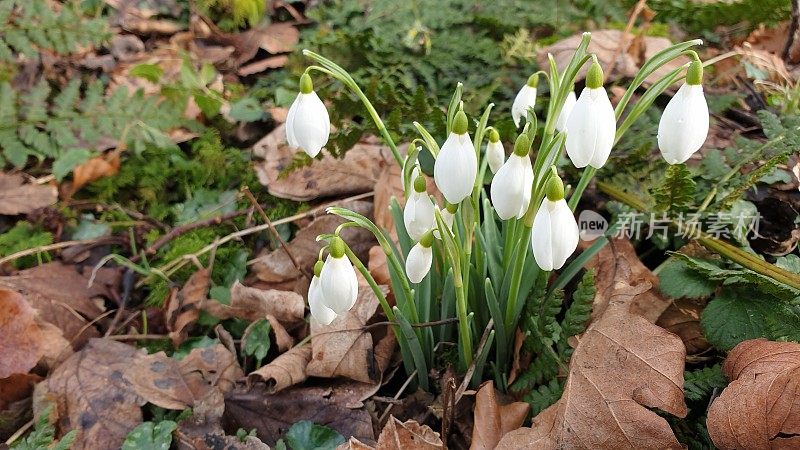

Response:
(488, 128), (500, 143)
(313, 260), (324, 277)
(513, 134), (531, 157)
(445, 202), (459, 214)
(586, 59), (604, 89)
(545, 170), (565, 201)
(687, 59), (703, 86)
(526, 74), (539, 87)
(452, 110), (468, 135)
(413, 174), (427, 193)
(299, 73), (313, 94)
(330, 236), (346, 258)
(419, 230), (435, 248)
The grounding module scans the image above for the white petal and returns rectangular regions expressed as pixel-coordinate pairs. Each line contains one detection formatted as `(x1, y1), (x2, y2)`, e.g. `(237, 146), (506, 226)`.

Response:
(434, 207), (455, 239)
(531, 198), (579, 271)
(491, 154), (527, 220)
(555, 91), (577, 133)
(319, 255), (358, 314)
(309, 276), (336, 325)
(486, 141), (505, 174)
(565, 87), (616, 169)
(286, 92), (330, 158)
(403, 191), (435, 241)
(517, 156), (534, 219)
(657, 84), (709, 164)
(512, 85), (537, 128)
(434, 132), (477, 204)
(405, 243), (433, 283)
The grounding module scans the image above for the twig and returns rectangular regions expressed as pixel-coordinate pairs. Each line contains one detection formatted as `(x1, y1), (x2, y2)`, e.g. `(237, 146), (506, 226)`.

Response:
(0, 239), (98, 266)
(378, 369), (418, 424)
(241, 186), (309, 280)
(68, 201), (170, 232)
(107, 333), (170, 340)
(455, 318), (494, 404)
(5, 419), (33, 446)
(104, 268), (135, 337)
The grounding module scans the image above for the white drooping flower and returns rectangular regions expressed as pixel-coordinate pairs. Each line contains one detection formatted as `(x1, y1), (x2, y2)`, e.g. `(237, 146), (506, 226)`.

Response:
(405, 231), (434, 284)
(403, 174), (436, 241)
(434, 204), (457, 239)
(512, 74), (539, 128)
(319, 237), (358, 314)
(486, 129), (505, 174)
(531, 173), (579, 271)
(555, 91), (577, 133)
(491, 135), (533, 220)
(286, 73), (330, 158)
(565, 60), (616, 169)
(657, 59), (709, 164)
(434, 110), (477, 204)
(308, 261), (336, 325)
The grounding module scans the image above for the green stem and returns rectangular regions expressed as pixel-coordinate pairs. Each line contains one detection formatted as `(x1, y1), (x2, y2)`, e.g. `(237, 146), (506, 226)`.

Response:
(343, 246), (395, 321)
(568, 166), (597, 211)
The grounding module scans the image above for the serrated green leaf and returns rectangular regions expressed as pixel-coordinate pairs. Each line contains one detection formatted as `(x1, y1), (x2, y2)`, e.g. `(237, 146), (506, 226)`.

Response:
(52, 149), (92, 181)
(130, 63), (164, 83)
(700, 286), (791, 350)
(243, 319), (271, 363)
(228, 97), (265, 122)
(657, 258), (717, 299)
(284, 421), (344, 450)
(653, 163), (696, 212)
(194, 93), (222, 118)
(121, 421), (176, 450)
(683, 364), (727, 402)
(523, 377), (563, 416)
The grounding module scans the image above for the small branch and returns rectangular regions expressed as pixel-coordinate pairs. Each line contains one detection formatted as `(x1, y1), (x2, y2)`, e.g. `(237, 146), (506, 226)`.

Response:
(0, 239), (98, 266)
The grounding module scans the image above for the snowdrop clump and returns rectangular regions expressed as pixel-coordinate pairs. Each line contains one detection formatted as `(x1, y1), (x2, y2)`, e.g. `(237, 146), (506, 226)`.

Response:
(287, 35), (709, 387)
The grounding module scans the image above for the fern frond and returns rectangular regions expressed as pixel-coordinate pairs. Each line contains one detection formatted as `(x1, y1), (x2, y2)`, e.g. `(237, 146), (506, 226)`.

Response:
(523, 377), (563, 416)
(653, 163), (696, 213)
(684, 364), (727, 402)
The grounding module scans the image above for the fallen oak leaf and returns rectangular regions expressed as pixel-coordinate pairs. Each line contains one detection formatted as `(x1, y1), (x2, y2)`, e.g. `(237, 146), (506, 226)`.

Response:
(497, 281), (687, 450)
(247, 343), (311, 393)
(0, 289), (71, 378)
(707, 339), (800, 449)
(165, 268), (210, 346)
(0, 173), (57, 215)
(470, 380), (529, 450)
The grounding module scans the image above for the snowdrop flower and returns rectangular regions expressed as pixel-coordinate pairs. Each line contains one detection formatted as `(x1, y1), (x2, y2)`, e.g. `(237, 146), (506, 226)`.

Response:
(403, 174), (436, 241)
(406, 231), (434, 283)
(531, 171), (579, 271)
(491, 135), (533, 220)
(434, 110), (477, 204)
(657, 58), (709, 164)
(286, 73), (330, 158)
(565, 59), (616, 169)
(319, 237), (358, 314)
(485, 129), (505, 174)
(308, 260), (336, 325)
(512, 74), (539, 128)
(434, 203), (457, 239)
(555, 91), (577, 133)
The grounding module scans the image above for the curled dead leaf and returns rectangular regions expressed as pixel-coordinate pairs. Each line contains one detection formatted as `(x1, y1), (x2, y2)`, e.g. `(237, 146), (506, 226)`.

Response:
(306, 285), (393, 383)
(165, 268), (210, 346)
(470, 381), (529, 450)
(0, 173), (57, 215)
(70, 151), (121, 193)
(253, 125), (394, 202)
(247, 343), (311, 393)
(343, 416), (444, 450)
(497, 280), (687, 450)
(656, 298), (710, 355)
(707, 339), (800, 449)
(0, 289), (70, 378)
(204, 281), (304, 325)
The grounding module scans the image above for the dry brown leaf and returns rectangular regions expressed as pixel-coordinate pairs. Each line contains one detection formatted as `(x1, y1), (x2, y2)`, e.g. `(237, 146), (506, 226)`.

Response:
(656, 298), (710, 355)
(165, 268), (210, 346)
(267, 314), (296, 351)
(497, 281), (687, 450)
(707, 339), (800, 449)
(0, 173), (57, 215)
(250, 200), (375, 288)
(0, 289), (71, 378)
(470, 381), (529, 450)
(225, 382), (375, 446)
(247, 343), (311, 393)
(70, 152), (121, 192)
(584, 237), (672, 323)
(345, 416), (443, 450)
(372, 162), (405, 235)
(237, 55), (289, 76)
(35, 339), (146, 450)
(306, 285), (391, 383)
(0, 263), (107, 349)
(257, 22), (300, 54)
(367, 246), (391, 286)
(738, 42), (792, 83)
(538, 30), (688, 85)
(204, 281), (304, 325)
(0, 373), (41, 440)
(253, 125), (394, 201)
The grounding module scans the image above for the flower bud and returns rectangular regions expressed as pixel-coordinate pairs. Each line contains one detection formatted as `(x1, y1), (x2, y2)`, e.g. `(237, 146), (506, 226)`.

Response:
(286, 73), (330, 158)
(512, 74), (539, 128)
(434, 111), (477, 204)
(486, 129), (504, 174)
(531, 196), (579, 271)
(403, 175), (436, 241)
(657, 58), (708, 165)
(320, 237), (358, 314)
(405, 231), (434, 283)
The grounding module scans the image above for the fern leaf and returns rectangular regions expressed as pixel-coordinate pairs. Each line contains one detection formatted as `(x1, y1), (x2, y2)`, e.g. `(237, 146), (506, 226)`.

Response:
(653, 163), (696, 212)
(683, 364), (727, 401)
(523, 377), (563, 415)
